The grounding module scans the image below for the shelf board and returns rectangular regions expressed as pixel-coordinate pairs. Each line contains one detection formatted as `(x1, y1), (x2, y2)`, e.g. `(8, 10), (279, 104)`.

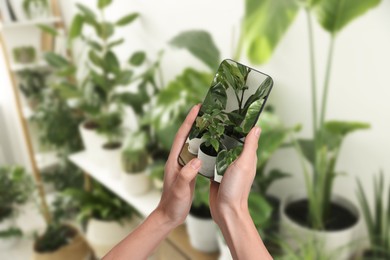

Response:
(35, 151), (58, 170)
(1, 17), (61, 29)
(10, 60), (48, 72)
(69, 151), (162, 217)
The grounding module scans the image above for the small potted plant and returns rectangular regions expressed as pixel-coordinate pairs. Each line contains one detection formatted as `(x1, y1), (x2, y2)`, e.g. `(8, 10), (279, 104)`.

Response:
(355, 171), (390, 260)
(0, 166), (31, 249)
(186, 177), (218, 253)
(12, 46), (36, 64)
(187, 115), (206, 155)
(17, 68), (49, 109)
(23, 0), (50, 19)
(121, 131), (151, 195)
(64, 183), (140, 258)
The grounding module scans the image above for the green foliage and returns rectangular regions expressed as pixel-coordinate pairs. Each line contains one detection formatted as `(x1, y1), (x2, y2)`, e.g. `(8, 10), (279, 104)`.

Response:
(37, 24), (58, 36)
(277, 238), (339, 260)
(34, 224), (76, 253)
(193, 176), (210, 208)
(95, 112), (123, 144)
(129, 51), (146, 66)
(64, 182), (136, 223)
(122, 131), (149, 173)
(17, 69), (49, 104)
(356, 172), (390, 259)
(240, 0), (299, 64)
(215, 146), (243, 176)
(315, 0), (381, 35)
(0, 227), (23, 239)
(116, 13), (139, 26)
(248, 192), (273, 230)
(0, 166), (32, 222)
(12, 46), (36, 63)
(98, 0), (112, 9)
(239, 98), (264, 134)
(69, 14), (84, 40)
(199, 107), (226, 153)
(170, 30), (220, 71)
(41, 160), (84, 191)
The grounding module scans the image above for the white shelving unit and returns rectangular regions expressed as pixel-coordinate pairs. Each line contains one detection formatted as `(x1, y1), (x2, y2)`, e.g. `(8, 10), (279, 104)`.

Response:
(35, 151), (58, 170)
(10, 60), (47, 72)
(69, 151), (162, 217)
(0, 16), (60, 29)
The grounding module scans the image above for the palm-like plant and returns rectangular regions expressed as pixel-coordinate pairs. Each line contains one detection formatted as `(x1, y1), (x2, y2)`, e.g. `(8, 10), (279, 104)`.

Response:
(356, 172), (390, 259)
(238, 0), (379, 229)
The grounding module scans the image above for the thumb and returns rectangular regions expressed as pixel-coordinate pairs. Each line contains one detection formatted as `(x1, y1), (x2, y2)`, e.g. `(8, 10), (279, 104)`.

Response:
(175, 158), (201, 189)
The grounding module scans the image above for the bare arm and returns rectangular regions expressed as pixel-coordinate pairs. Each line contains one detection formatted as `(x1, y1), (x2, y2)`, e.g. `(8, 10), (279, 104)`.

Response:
(209, 127), (273, 260)
(103, 105), (202, 260)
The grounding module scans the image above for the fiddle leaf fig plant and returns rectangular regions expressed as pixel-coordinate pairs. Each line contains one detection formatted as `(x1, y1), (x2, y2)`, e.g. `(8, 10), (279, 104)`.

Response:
(240, 0), (379, 229)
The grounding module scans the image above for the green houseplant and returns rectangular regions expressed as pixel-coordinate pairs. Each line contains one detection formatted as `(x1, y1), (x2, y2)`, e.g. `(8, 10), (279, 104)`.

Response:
(17, 68), (49, 109)
(0, 166), (31, 248)
(64, 182), (139, 257)
(23, 0), (49, 19)
(356, 172), (390, 260)
(237, 0), (379, 256)
(12, 46), (36, 64)
(121, 131), (151, 195)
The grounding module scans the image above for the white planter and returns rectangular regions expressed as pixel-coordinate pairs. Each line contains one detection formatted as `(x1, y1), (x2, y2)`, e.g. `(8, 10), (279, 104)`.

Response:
(197, 145), (217, 178)
(0, 218), (19, 249)
(86, 217), (141, 257)
(214, 165), (223, 183)
(217, 231), (232, 260)
(78, 122), (105, 155)
(95, 145), (122, 178)
(121, 170), (151, 195)
(186, 214), (218, 253)
(188, 137), (204, 155)
(280, 193), (361, 259)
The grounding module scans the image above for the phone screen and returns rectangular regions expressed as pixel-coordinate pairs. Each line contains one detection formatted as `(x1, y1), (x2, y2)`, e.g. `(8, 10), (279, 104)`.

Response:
(178, 59), (273, 179)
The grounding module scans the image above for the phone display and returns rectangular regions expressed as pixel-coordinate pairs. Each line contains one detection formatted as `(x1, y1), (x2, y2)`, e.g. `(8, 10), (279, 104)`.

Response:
(178, 59), (273, 181)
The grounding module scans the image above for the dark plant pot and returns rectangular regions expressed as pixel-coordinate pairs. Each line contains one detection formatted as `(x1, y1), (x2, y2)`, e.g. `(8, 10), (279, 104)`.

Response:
(197, 143), (218, 178)
(280, 193), (360, 259)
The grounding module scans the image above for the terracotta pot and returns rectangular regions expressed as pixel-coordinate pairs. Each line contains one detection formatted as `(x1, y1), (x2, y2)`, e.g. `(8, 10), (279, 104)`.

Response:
(32, 227), (93, 260)
(280, 192), (361, 259)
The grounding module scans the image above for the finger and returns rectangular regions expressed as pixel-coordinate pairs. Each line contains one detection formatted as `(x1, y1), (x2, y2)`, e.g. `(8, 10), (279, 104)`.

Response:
(236, 127), (261, 167)
(174, 158), (201, 193)
(168, 104), (201, 163)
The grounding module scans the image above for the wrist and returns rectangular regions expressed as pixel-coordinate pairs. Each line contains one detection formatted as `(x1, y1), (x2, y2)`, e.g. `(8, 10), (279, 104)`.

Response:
(151, 207), (180, 231)
(217, 203), (250, 228)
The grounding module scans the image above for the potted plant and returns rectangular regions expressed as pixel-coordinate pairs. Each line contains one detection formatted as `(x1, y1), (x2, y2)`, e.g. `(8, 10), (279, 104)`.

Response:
(121, 131), (151, 195)
(23, 0), (49, 19)
(32, 195), (93, 260)
(64, 182), (140, 258)
(12, 46), (36, 64)
(0, 166), (31, 249)
(355, 171), (390, 260)
(238, 0), (379, 257)
(17, 68), (49, 109)
(186, 176), (218, 253)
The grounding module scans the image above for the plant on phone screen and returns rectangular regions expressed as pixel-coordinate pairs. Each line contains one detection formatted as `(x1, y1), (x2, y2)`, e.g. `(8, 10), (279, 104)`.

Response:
(199, 107), (227, 154)
(215, 145), (243, 177)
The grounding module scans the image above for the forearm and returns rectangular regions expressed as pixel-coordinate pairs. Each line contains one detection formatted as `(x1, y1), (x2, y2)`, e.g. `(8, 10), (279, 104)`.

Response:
(218, 207), (272, 260)
(103, 209), (176, 260)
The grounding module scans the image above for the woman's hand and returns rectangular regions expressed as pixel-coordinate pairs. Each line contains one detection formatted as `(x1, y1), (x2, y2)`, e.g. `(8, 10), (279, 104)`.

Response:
(154, 104), (202, 228)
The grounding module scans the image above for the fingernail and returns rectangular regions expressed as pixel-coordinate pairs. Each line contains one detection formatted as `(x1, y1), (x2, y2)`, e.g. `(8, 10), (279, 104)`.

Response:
(255, 127), (261, 138)
(191, 158), (201, 170)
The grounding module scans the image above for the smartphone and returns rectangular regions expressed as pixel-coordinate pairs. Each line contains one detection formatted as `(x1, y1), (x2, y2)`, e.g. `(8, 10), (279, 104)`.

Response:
(178, 59), (273, 181)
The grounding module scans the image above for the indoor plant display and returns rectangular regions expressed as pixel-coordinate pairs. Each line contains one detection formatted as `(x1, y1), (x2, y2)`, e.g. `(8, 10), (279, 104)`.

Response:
(64, 182), (139, 258)
(12, 46), (36, 64)
(186, 176), (218, 253)
(121, 131), (151, 195)
(0, 166), (31, 249)
(356, 171), (390, 260)
(238, 0), (379, 256)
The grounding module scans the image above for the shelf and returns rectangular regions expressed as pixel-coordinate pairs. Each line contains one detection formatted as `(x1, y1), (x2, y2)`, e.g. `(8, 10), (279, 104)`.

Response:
(0, 17), (61, 29)
(35, 151), (59, 170)
(69, 151), (162, 217)
(10, 60), (48, 72)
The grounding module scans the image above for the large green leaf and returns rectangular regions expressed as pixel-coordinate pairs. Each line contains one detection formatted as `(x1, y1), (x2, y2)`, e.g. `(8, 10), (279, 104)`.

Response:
(298, 138), (315, 165)
(241, 99), (264, 134)
(37, 24), (57, 36)
(315, 0), (381, 34)
(44, 52), (69, 68)
(129, 51), (146, 66)
(243, 0), (299, 64)
(116, 13), (139, 26)
(170, 30), (220, 71)
(324, 121), (370, 137)
(98, 0), (112, 9)
(69, 14), (84, 40)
